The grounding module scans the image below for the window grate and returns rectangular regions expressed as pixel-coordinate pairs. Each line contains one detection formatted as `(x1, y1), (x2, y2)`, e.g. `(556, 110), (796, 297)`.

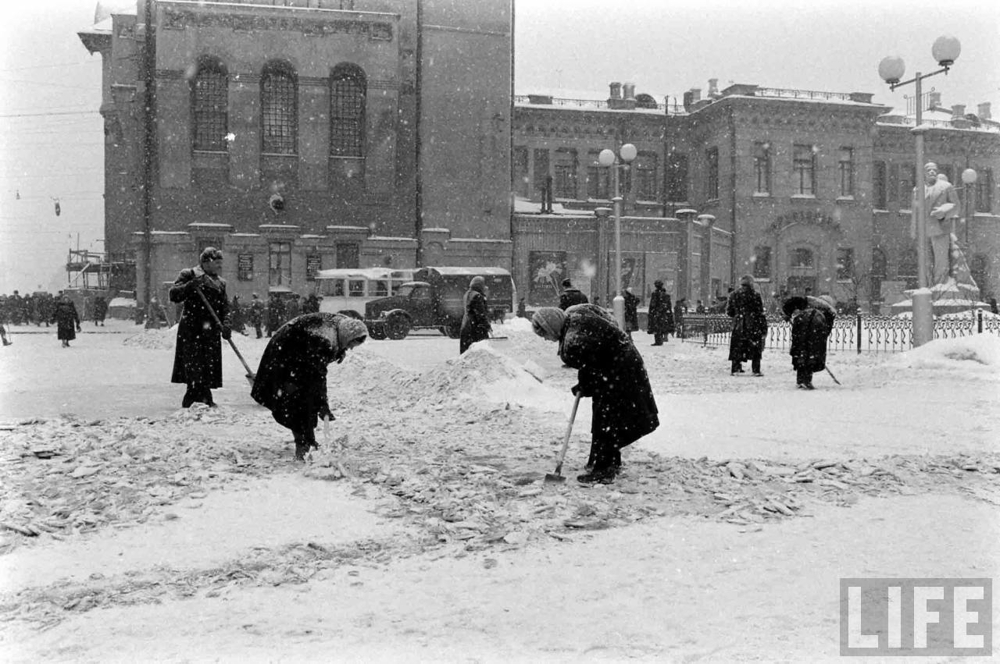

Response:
(192, 65), (228, 151)
(262, 69), (296, 154)
(330, 72), (365, 157)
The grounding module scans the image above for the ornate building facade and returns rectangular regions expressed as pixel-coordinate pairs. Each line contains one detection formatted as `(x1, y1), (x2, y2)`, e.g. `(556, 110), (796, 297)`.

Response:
(79, 0), (512, 304)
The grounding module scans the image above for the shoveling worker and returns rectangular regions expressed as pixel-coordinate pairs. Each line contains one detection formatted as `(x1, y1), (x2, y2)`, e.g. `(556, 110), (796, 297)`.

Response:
(251, 313), (368, 461)
(531, 306), (659, 484)
(169, 247), (230, 408)
(782, 295), (836, 390)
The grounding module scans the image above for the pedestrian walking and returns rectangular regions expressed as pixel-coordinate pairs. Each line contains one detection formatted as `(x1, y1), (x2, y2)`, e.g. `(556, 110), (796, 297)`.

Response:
(0, 323), (10, 347)
(459, 275), (492, 354)
(286, 293), (302, 322)
(229, 295), (246, 334)
(727, 275), (767, 376)
(623, 287), (640, 339)
(647, 280), (674, 345)
(251, 313), (368, 460)
(674, 298), (687, 339)
(266, 292), (284, 337)
(93, 295), (108, 326)
(783, 295), (836, 390)
(51, 293), (82, 348)
(531, 306), (659, 484)
(168, 247), (230, 408)
(303, 293), (321, 315)
(249, 293), (265, 339)
(558, 279), (588, 310)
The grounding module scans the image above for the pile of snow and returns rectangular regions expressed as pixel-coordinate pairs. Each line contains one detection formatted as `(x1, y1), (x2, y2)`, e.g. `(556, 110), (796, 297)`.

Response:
(334, 347), (418, 396)
(890, 335), (1000, 370)
(401, 344), (563, 410)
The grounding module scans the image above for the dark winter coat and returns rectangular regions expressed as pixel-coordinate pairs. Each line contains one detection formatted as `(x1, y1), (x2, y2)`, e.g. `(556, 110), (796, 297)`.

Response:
(559, 308), (659, 450)
(249, 299), (265, 325)
(168, 267), (229, 389)
(623, 290), (640, 332)
(647, 287), (674, 334)
(51, 299), (80, 341)
(559, 288), (589, 310)
(459, 286), (492, 354)
(93, 296), (108, 322)
(727, 285), (767, 362)
(790, 301), (835, 373)
(266, 296), (285, 331)
(251, 313), (356, 433)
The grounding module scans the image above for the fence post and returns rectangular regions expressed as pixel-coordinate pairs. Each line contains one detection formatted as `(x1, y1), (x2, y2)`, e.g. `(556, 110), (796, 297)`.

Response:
(978, 309), (983, 334)
(703, 318), (708, 346)
(856, 311), (862, 354)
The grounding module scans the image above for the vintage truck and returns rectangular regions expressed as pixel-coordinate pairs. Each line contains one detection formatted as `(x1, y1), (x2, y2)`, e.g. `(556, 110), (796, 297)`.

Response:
(312, 268), (415, 318)
(363, 267), (515, 340)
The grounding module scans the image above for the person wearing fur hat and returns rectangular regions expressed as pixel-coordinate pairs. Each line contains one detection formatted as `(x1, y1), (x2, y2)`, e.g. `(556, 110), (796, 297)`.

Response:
(169, 247), (230, 407)
(782, 295), (836, 390)
(252, 313), (368, 460)
(459, 275), (492, 354)
(727, 275), (767, 375)
(531, 305), (659, 484)
(558, 278), (589, 310)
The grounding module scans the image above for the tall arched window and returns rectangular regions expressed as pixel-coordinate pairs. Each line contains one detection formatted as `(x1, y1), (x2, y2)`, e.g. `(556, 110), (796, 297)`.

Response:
(871, 248), (888, 278)
(330, 65), (366, 158)
(191, 58), (228, 152)
(261, 62), (297, 155)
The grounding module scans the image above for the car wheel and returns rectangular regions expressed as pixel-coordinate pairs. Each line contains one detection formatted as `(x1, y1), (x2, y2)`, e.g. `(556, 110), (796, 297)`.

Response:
(385, 313), (410, 340)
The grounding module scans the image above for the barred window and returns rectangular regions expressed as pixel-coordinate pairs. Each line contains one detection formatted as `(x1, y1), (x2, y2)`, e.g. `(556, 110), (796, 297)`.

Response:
(873, 161), (887, 209)
(330, 66), (366, 157)
(269, 242), (292, 288)
(587, 151), (610, 199)
(790, 247), (814, 268)
(839, 147), (855, 197)
(706, 147), (719, 199)
(634, 152), (658, 201)
(753, 245), (772, 279)
(666, 152), (688, 202)
(976, 168), (993, 213)
(753, 142), (771, 194)
(898, 164), (916, 208)
(836, 247), (854, 280)
(261, 64), (297, 155)
(553, 148), (578, 199)
(793, 144), (815, 195)
(192, 59), (228, 151)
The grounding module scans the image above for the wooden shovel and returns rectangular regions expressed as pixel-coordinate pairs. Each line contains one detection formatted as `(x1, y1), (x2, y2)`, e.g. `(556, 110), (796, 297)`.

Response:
(545, 393), (582, 484)
(194, 286), (256, 386)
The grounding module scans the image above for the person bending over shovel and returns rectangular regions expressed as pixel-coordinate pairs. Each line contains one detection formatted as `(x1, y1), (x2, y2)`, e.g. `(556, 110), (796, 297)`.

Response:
(251, 313), (368, 461)
(531, 306), (659, 484)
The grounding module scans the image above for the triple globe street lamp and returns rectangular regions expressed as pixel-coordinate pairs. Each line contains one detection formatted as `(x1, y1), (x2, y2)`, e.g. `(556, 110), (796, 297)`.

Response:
(597, 143), (637, 329)
(878, 35), (961, 347)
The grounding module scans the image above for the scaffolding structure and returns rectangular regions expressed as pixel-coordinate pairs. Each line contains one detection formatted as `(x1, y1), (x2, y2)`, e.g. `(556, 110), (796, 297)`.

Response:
(64, 250), (134, 292)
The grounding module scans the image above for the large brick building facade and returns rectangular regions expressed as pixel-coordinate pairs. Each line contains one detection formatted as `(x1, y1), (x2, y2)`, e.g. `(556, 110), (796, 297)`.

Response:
(512, 81), (1000, 310)
(79, 0), (512, 305)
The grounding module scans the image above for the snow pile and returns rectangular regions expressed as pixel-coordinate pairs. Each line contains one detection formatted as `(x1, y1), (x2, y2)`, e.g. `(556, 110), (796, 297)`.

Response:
(333, 347), (418, 396)
(121, 327), (177, 350)
(890, 334), (1000, 370)
(492, 316), (553, 357)
(401, 344), (563, 410)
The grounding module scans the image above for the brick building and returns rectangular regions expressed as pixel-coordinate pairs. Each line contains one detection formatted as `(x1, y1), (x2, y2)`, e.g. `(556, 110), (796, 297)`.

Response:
(513, 80), (1000, 310)
(79, 0), (512, 305)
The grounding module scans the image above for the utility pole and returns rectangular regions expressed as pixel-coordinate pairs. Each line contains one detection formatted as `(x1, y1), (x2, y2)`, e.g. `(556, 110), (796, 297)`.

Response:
(141, 0), (156, 307)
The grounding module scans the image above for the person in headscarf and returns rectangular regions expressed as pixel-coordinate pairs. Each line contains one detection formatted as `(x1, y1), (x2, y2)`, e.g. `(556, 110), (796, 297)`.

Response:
(459, 275), (492, 354)
(532, 305), (659, 484)
(727, 274), (767, 376)
(51, 292), (81, 348)
(169, 247), (230, 407)
(782, 295), (836, 390)
(251, 313), (368, 460)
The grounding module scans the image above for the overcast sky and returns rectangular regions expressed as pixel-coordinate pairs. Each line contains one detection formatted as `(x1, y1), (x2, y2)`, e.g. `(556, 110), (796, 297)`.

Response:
(2, 0), (998, 294)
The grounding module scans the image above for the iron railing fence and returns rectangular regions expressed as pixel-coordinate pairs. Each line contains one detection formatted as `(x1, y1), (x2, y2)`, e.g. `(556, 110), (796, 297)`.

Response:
(679, 311), (999, 353)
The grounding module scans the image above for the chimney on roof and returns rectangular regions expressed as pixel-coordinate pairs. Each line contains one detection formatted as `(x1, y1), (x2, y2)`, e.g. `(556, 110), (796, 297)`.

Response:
(978, 102), (992, 121)
(622, 82), (636, 101)
(691, 88), (702, 103)
(609, 82), (622, 100)
(951, 104), (966, 119)
(928, 91), (942, 110)
(708, 78), (720, 98)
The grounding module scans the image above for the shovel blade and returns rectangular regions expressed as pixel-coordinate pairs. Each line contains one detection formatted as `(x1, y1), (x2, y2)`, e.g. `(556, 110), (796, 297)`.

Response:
(544, 472), (566, 484)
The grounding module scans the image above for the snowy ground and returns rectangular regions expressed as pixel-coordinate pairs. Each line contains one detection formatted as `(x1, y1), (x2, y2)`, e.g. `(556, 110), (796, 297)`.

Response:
(1, 319), (998, 662)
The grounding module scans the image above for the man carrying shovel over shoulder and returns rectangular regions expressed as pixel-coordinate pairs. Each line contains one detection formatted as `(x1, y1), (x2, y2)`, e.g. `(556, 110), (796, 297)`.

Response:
(531, 305), (659, 484)
(169, 247), (230, 408)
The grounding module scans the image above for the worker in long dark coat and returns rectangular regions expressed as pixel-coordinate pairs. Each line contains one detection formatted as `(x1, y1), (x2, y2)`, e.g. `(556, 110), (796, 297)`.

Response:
(169, 247), (230, 408)
(623, 287), (640, 339)
(251, 313), (368, 460)
(51, 293), (81, 348)
(647, 280), (674, 346)
(459, 276), (492, 354)
(532, 306), (659, 484)
(558, 279), (589, 310)
(783, 295), (836, 390)
(727, 274), (767, 375)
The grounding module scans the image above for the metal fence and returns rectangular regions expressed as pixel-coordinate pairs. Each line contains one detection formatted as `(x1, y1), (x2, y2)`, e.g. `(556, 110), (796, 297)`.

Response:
(680, 311), (1000, 353)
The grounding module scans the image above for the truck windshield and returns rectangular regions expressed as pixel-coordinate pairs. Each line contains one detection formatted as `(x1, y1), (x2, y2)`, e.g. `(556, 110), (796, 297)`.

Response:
(396, 284), (416, 297)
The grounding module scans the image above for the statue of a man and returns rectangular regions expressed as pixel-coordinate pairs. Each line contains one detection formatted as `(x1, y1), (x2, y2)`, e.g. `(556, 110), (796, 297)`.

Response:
(911, 162), (960, 285)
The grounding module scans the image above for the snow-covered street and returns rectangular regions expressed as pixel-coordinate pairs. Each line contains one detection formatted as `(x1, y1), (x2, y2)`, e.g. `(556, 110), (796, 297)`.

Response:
(1, 319), (998, 662)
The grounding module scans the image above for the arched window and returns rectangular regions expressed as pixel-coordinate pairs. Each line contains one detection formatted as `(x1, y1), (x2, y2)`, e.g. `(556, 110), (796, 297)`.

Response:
(191, 58), (228, 152)
(330, 65), (366, 158)
(261, 62), (297, 155)
(871, 247), (887, 278)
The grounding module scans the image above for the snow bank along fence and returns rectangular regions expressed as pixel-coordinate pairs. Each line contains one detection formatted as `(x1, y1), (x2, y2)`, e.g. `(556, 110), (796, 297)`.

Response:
(684, 310), (1000, 353)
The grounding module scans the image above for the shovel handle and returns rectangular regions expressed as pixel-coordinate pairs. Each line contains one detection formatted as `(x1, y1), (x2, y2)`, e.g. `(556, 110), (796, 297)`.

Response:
(553, 393), (582, 472)
(193, 285), (255, 378)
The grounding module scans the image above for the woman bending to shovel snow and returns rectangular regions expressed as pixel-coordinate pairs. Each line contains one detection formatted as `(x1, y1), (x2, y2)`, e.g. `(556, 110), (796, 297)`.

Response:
(251, 313), (368, 460)
(531, 305), (659, 484)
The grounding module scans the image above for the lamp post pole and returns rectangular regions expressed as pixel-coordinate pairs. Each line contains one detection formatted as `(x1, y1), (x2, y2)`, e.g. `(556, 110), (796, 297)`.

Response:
(599, 144), (636, 330)
(879, 35), (961, 347)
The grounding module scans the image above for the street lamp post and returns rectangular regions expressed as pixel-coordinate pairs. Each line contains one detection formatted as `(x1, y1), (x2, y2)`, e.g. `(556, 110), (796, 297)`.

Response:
(878, 35), (961, 347)
(598, 143), (637, 329)
(961, 167), (977, 246)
